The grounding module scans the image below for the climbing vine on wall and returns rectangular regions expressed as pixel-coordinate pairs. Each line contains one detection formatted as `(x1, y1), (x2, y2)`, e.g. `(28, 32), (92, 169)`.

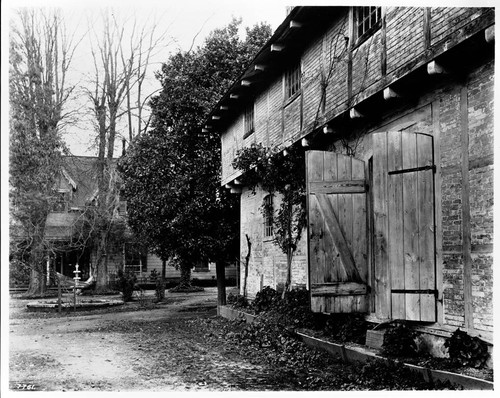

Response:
(232, 143), (307, 295)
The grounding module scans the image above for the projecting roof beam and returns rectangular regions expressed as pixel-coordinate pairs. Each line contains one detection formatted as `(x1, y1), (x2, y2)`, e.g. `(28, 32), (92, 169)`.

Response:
(241, 80), (252, 87)
(220, 105), (229, 111)
(254, 64), (266, 72)
(271, 44), (284, 52)
(230, 94), (239, 99)
(323, 125), (334, 134)
(212, 115), (221, 120)
(350, 108), (363, 119)
(290, 20), (302, 29)
(427, 60), (447, 75)
(485, 25), (495, 43)
(383, 87), (400, 100)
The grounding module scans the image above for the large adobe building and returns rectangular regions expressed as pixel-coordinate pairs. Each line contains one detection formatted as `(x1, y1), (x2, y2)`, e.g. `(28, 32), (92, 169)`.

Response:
(205, 6), (494, 345)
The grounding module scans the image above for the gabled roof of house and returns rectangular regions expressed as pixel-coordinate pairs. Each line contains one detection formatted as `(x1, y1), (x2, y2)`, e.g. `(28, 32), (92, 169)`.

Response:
(201, 6), (342, 133)
(44, 212), (80, 240)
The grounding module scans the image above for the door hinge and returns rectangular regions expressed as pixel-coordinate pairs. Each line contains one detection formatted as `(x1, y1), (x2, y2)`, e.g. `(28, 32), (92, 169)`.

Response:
(388, 165), (436, 175)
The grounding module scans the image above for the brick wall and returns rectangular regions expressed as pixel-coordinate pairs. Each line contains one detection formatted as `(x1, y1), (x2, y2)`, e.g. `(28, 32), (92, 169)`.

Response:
(219, 7), (493, 333)
(239, 186), (308, 297)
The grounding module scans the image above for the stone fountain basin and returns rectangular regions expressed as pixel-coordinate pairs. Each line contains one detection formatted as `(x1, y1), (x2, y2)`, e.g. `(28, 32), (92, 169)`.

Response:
(26, 299), (124, 312)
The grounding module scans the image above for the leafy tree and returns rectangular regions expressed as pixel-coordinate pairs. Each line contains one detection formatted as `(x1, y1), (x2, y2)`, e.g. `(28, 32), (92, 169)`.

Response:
(9, 9), (78, 297)
(119, 19), (272, 289)
(232, 143), (307, 296)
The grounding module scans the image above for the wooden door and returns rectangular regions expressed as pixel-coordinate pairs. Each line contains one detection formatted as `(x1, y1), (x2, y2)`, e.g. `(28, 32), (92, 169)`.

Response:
(373, 131), (436, 322)
(306, 151), (368, 313)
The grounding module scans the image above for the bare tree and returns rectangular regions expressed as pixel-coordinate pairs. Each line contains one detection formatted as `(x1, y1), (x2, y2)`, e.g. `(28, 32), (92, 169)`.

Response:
(84, 10), (170, 291)
(9, 9), (80, 296)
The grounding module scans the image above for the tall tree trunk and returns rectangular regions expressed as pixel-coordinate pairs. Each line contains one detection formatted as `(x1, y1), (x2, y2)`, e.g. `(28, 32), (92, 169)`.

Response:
(94, 230), (109, 292)
(161, 259), (166, 280)
(282, 247), (293, 299)
(216, 261), (226, 314)
(24, 238), (47, 297)
(179, 262), (192, 289)
(243, 234), (251, 298)
(24, 257), (47, 297)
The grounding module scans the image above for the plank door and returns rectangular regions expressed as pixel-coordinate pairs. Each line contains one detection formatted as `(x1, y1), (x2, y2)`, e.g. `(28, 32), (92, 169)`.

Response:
(373, 131), (436, 322)
(306, 151), (368, 313)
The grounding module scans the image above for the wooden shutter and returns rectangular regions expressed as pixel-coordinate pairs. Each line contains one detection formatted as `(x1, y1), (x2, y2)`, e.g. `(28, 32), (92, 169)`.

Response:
(373, 131), (436, 322)
(306, 151), (368, 313)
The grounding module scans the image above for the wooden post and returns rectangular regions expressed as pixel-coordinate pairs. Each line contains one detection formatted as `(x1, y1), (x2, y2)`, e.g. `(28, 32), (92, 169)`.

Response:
(460, 86), (473, 330)
(216, 261), (226, 315)
(58, 277), (62, 313)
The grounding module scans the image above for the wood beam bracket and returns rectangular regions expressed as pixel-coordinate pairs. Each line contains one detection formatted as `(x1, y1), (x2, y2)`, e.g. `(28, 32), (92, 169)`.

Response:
(350, 108), (363, 119)
(427, 60), (448, 75)
(271, 44), (284, 52)
(383, 87), (400, 101)
(485, 25), (495, 43)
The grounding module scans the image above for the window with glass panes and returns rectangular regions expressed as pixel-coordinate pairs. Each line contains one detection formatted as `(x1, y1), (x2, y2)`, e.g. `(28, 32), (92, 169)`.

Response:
(356, 7), (382, 40)
(244, 104), (254, 138)
(285, 63), (301, 100)
(263, 195), (273, 237)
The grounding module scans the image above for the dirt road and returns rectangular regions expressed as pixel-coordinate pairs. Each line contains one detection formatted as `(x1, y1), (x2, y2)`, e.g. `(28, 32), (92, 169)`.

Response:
(9, 288), (228, 392)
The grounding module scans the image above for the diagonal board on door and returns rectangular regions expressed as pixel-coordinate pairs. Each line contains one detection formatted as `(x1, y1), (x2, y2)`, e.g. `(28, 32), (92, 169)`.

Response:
(306, 150), (368, 313)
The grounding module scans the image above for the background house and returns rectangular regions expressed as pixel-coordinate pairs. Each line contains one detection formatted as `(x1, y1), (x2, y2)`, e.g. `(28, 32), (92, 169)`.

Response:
(44, 156), (236, 286)
(210, 6), (494, 345)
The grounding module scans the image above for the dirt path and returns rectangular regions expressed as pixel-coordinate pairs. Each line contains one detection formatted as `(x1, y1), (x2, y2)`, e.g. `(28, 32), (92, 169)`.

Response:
(9, 288), (222, 392)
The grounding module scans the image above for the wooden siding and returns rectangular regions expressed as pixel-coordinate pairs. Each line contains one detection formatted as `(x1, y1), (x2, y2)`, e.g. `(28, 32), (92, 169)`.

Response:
(220, 7), (493, 185)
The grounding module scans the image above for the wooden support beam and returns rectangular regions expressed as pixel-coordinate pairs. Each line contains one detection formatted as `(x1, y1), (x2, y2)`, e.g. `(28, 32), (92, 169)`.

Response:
(233, 178), (242, 185)
(254, 64), (266, 71)
(460, 85), (473, 330)
(350, 108), (363, 119)
(290, 20), (302, 29)
(212, 115), (221, 120)
(323, 125), (334, 134)
(220, 105), (229, 111)
(301, 137), (310, 147)
(427, 60), (447, 75)
(230, 187), (242, 194)
(485, 25), (495, 43)
(202, 128), (209, 133)
(383, 87), (400, 100)
(230, 94), (239, 99)
(271, 44), (284, 52)
(224, 184), (232, 189)
(241, 80), (251, 87)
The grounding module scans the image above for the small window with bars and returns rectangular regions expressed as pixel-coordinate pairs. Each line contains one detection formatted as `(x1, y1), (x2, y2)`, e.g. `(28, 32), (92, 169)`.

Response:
(243, 104), (254, 139)
(355, 7), (382, 42)
(285, 62), (301, 100)
(263, 194), (273, 238)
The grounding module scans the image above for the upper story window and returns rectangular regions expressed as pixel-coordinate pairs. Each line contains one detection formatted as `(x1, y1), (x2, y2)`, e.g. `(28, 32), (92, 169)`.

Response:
(355, 7), (382, 43)
(243, 104), (255, 139)
(263, 194), (274, 238)
(53, 190), (69, 212)
(285, 62), (301, 100)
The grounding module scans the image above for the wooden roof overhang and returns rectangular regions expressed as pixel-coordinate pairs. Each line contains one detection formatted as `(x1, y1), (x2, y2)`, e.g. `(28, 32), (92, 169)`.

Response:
(205, 6), (494, 189)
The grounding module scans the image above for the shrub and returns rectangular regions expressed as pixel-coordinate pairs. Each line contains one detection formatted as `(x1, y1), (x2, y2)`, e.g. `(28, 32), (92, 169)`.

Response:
(227, 292), (249, 308)
(445, 328), (489, 368)
(251, 286), (279, 313)
(117, 269), (137, 302)
(324, 313), (368, 344)
(382, 321), (418, 358)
